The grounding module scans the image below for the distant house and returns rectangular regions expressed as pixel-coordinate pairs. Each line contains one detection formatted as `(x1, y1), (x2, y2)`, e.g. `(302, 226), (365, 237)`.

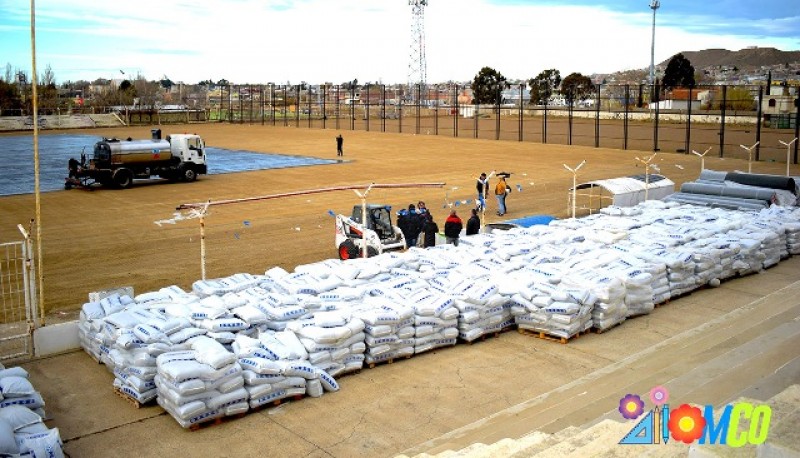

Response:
(648, 88), (701, 111)
(762, 84), (797, 115)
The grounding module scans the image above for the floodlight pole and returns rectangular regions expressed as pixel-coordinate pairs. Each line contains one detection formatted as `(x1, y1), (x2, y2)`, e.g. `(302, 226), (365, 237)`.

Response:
(739, 141), (759, 174)
(692, 147), (712, 173)
(780, 138), (798, 177)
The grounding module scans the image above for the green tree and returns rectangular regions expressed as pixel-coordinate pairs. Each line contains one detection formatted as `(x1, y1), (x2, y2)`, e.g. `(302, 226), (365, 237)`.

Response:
(0, 80), (22, 113)
(471, 66), (507, 105)
(528, 69), (561, 105)
(561, 73), (593, 106)
(662, 53), (696, 89)
(711, 86), (755, 111)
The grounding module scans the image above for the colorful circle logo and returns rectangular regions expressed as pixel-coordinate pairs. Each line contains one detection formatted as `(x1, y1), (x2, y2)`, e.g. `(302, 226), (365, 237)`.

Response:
(618, 394), (645, 420)
(649, 386), (669, 406)
(668, 404), (706, 444)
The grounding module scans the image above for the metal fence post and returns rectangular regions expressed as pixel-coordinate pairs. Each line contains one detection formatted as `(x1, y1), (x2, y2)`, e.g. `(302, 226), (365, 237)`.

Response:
(756, 85), (763, 161)
(518, 83), (524, 142)
(684, 86), (693, 153)
(653, 81), (660, 151)
(595, 83), (600, 148)
(366, 83), (370, 132)
(454, 84), (459, 138)
(794, 84), (800, 164)
(624, 85), (629, 150)
(719, 85), (727, 157)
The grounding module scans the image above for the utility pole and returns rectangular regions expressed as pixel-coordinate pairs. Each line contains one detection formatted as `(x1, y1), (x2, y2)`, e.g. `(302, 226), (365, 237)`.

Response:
(649, 0), (660, 84)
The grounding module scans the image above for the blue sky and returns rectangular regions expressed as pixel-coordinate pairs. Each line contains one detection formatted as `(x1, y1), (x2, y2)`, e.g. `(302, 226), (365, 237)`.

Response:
(0, 0), (797, 85)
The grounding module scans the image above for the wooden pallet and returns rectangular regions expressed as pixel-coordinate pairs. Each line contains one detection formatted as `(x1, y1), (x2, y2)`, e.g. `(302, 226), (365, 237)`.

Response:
(593, 320), (624, 335)
(249, 394), (306, 413)
(367, 354), (412, 369)
(460, 328), (511, 344)
(188, 412), (247, 431)
(517, 327), (587, 344)
(113, 386), (147, 409)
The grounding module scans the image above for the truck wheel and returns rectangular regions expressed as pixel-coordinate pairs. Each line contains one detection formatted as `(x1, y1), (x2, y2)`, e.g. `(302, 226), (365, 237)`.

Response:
(338, 240), (359, 260)
(112, 168), (133, 189)
(181, 166), (197, 182)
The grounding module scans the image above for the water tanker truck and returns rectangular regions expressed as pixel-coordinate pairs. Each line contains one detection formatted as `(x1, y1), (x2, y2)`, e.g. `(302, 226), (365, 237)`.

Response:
(66, 129), (207, 189)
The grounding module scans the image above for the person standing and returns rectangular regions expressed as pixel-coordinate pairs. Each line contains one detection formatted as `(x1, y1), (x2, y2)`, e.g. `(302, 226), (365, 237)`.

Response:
(444, 209), (463, 246)
(398, 204), (423, 249)
(422, 212), (439, 248)
(476, 173), (489, 211)
(495, 176), (508, 216)
(336, 134), (344, 156)
(466, 208), (481, 235)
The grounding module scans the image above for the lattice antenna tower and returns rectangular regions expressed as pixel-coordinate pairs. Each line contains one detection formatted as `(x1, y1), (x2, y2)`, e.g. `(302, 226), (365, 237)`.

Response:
(407, 0), (428, 101)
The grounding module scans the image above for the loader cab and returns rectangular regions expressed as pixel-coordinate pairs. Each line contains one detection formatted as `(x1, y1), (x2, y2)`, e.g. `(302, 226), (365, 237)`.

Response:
(351, 204), (394, 240)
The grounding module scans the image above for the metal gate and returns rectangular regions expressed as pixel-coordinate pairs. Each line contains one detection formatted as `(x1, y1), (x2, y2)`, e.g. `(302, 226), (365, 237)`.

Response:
(0, 225), (38, 361)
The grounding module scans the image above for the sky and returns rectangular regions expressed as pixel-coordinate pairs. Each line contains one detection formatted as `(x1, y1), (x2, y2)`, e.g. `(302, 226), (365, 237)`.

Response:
(0, 0), (798, 86)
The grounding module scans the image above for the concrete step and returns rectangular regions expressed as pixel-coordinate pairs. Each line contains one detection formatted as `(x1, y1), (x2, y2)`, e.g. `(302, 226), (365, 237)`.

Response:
(532, 419), (629, 458)
(506, 426), (581, 458)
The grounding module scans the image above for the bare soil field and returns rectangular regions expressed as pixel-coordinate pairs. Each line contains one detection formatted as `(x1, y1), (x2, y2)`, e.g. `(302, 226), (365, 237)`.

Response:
(0, 123), (796, 318)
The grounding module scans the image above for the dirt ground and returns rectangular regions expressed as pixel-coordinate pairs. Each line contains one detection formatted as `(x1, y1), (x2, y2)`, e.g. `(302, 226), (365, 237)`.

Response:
(1, 123), (797, 318)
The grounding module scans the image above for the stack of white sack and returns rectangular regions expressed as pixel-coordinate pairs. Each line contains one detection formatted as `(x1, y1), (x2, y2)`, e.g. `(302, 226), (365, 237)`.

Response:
(0, 364), (63, 458)
(751, 208), (797, 260)
(78, 292), (135, 363)
(155, 337), (247, 428)
(350, 295), (414, 367)
(286, 307), (366, 377)
(357, 251), (456, 359)
(784, 222), (800, 255)
(233, 330), (339, 408)
(512, 257), (595, 339)
(611, 243), (671, 305)
(744, 221), (784, 268)
(81, 303), (170, 404)
(574, 269), (626, 331)
(452, 272), (512, 343)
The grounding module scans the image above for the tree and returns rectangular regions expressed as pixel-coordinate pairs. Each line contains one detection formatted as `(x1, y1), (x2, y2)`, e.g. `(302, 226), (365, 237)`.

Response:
(561, 72), (593, 106)
(471, 66), (507, 105)
(710, 86), (755, 111)
(662, 53), (696, 89)
(0, 80), (22, 113)
(528, 69), (561, 105)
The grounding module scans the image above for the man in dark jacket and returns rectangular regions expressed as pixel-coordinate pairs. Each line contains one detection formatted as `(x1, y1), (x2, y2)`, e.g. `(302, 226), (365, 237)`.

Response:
(422, 212), (438, 248)
(398, 204), (423, 248)
(466, 208), (481, 235)
(444, 209), (463, 246)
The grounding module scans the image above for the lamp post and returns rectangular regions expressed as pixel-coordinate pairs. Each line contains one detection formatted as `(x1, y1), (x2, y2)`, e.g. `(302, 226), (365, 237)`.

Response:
(779, 138), (798, 177)
(691, 147), (712, 172)
(739, 141), (759, 173)
(564, 160), (586, 219)
(635, 153), (657, 201)
(649, 0), (660, 85)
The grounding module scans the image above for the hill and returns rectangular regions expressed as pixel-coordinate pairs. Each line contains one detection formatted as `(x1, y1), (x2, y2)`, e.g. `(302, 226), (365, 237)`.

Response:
(660, 47), (800, 70)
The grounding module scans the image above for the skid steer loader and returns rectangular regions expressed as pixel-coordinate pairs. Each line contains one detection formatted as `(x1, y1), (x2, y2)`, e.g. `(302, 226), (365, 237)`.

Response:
(334, 204), (407, 260)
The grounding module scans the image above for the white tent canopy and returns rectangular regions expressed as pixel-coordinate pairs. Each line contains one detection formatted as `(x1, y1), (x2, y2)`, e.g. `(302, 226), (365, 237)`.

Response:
(570, 174), (675, 213)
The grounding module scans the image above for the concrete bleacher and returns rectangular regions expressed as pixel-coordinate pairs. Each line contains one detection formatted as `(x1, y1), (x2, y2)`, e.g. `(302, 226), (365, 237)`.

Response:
(399, 384), (800, 457)
(0, 114), (123, 131)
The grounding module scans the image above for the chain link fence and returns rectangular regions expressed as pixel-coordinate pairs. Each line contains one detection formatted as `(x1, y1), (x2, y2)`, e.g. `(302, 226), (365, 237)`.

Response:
(211, 82), (799, 164)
